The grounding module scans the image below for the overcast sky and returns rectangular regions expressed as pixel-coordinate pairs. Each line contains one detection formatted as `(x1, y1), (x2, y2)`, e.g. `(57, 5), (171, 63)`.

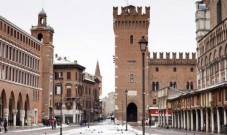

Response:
(0, 0), (197, 98)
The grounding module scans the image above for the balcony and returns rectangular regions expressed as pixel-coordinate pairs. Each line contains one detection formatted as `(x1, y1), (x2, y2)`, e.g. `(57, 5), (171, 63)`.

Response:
(65, 94), (80, 101)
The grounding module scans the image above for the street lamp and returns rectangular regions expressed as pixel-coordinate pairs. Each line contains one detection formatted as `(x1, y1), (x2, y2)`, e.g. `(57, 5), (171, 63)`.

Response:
(138, 36), (148, 135)
(125, 89), (128, 131)
(58, 76), (63, 135)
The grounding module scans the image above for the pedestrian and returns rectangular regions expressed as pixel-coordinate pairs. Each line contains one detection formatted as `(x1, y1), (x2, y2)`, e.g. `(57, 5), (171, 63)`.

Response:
(54, 118), (56, 129)
(3, 118), (7, 133)
(149, 119), (151, 127)
(49, 119), (54, 130)
(66, 119), (69, 125)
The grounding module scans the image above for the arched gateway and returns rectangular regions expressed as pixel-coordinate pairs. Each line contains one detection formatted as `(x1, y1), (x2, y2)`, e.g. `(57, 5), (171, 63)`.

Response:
(127, 103), (137, 122)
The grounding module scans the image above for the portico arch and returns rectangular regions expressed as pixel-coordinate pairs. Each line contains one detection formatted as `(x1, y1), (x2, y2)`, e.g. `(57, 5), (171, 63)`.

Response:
(24, 94), (30, 126)
(0, 90), (7, 119)
(16, 93), (23, 126)
(8, 91), (16, 126)
(127, 102), (137, 122)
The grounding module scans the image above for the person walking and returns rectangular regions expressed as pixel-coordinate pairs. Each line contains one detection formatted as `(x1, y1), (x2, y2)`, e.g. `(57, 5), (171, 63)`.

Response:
(3, 118), (7, 133)
(54, 118), (56, 129)
(50, 119), (54, 130)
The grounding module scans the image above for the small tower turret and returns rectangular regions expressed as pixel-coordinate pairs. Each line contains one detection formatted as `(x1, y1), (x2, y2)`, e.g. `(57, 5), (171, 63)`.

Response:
(38, 9), (47, 26)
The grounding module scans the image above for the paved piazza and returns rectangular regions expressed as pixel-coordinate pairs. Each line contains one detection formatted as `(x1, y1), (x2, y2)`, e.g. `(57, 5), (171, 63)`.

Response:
(1, 120), (226, 135)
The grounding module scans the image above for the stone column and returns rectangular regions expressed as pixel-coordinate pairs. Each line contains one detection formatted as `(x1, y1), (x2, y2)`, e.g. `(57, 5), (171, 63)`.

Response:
(27, 110), (32, 126)
(200, 109), (204, 131)
(13, 109), (17, 127)
(183, 111), (186, 129)
(211, 109), (214, 132)
(196, 109), (198, 131)
(163, 111), (166, 127)
(177, 111), (181, 129)
(63, 114), (65, 124)
(206, 109), (209, 133)
(158, 110), (160, 126)
(187, 111), (190, 130)
(224, 109), (227, 125)
(217, 108), (220, 133)
(3, 109), (9, 121)
(160, 111), (163, 127)
(171, 111), (174, 128)
(191, 110), (193, 131)
(20, 110), (25, 126)
(181, 111), (183, 129)
(166, 109), (168, 127)
(73, 114), (75, 123)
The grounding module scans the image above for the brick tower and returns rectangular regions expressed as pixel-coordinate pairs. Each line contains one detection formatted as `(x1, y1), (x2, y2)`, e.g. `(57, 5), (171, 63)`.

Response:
(113, 6), (150, 123)
(31, 9), (54, 120)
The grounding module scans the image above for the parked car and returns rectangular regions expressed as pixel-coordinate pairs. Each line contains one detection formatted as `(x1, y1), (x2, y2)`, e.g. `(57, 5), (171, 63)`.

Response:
(220, 124), (227, 134)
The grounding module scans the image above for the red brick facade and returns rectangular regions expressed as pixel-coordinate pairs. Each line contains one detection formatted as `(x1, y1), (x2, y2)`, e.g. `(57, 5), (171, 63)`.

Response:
(114, 6), (197, 123)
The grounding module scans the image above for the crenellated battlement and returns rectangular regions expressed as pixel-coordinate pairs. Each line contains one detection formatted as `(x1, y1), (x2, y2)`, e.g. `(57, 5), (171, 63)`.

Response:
(150, 52), (196, 65)
(152, 52), (196, 60)
(113, 6), (150, 18)
(113, 6), (150, 31)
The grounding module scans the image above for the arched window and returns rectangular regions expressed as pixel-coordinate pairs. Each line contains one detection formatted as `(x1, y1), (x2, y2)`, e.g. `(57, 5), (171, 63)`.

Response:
(130, 74), (134, 83)
(219, 47), (222, 57)
(173, 82), (177, 89)
(152, 82), (159, 91)
(152, 82), (155, 91)
(191, 82), (193, 89)
(225, 45), (227, 55)
(156, 82), (159, 90)
(66, 86), (71, 98)
(213, 50), (217, 60)
(130, 35), (133, 44)
(40, 18), (44, 25)
(186, 82), (189, 89)
(37, 33), (43, 42)
(169, 82), (173, 87)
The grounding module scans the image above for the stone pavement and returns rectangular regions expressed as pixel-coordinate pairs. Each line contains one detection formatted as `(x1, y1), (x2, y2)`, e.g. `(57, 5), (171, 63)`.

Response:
(132, 126), (227, 135)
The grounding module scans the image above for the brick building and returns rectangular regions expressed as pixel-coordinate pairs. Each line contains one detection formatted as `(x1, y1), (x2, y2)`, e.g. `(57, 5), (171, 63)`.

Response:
(53, 55), (101, 123)
(0, 9), (54, 126)
(113, 5), (197, 124)
(165, 0), (227, 133)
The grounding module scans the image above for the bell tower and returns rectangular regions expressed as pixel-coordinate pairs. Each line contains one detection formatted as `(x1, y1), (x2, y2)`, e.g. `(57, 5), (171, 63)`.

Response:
(31, 9), (54, 120)
(113, 6), (150, 123)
